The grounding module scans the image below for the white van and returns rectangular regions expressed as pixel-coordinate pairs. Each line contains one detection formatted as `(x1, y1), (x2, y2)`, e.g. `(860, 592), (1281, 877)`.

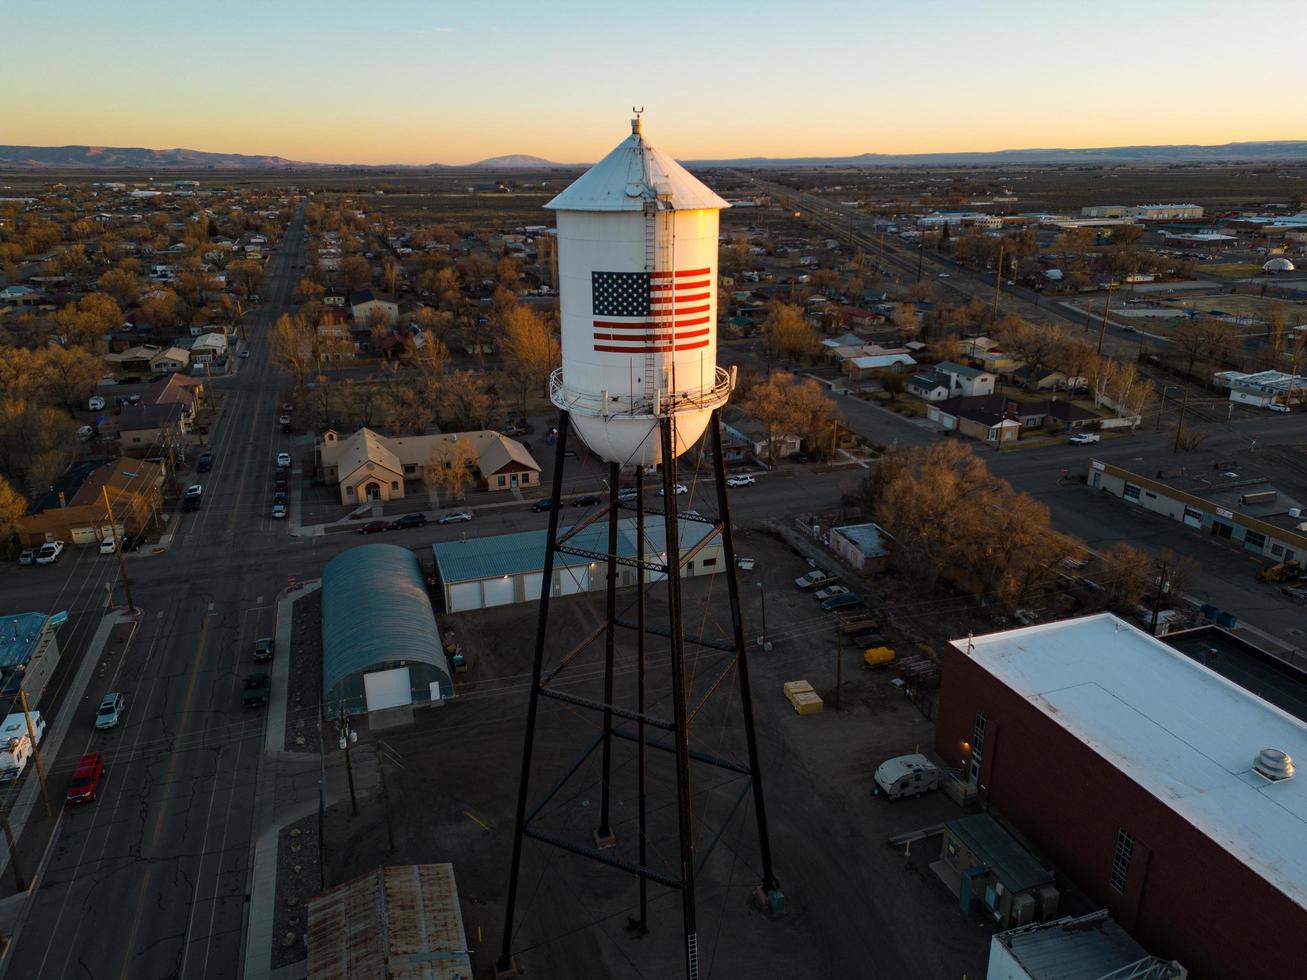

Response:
(873, 753), (939, 800)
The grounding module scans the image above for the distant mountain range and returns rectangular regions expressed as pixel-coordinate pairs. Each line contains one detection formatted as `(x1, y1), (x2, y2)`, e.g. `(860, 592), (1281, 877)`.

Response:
(1, 140), (1304, 171)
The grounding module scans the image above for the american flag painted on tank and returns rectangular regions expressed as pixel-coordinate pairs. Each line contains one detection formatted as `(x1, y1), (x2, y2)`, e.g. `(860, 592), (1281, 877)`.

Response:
(590, 268), (712, 353)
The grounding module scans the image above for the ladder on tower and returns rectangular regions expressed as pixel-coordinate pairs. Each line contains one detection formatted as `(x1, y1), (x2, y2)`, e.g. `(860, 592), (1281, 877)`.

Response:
(643, 201), (661, 415)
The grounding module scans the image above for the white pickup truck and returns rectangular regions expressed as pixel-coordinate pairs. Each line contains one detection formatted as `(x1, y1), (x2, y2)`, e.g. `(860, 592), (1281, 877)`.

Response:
(0, 711), (46, 781)
(795, 568), (838, 590)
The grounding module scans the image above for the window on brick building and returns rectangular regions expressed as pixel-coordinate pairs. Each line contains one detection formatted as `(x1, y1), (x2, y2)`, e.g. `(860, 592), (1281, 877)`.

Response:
(1110, 829), (1134, 893)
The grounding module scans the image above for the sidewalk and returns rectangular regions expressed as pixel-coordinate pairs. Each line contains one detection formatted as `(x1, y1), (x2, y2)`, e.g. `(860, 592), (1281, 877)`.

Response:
(241, 580), (323, 980)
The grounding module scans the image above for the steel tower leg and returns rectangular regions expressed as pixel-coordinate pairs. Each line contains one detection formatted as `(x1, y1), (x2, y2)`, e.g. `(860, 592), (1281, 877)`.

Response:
(496, 411), (570, 978)
(659, 417), (700, 980)
(595, 461), (620, 848)
(627, 466), (650, 935)
(709, 410), (781, 897)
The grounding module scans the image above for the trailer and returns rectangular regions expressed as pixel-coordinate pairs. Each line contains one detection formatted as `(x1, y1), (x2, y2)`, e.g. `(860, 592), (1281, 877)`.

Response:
(0, 712), (46, 781)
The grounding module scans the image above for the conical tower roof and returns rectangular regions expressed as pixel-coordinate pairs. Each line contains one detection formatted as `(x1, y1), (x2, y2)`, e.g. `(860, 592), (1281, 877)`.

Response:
(545, 117), (729, 213)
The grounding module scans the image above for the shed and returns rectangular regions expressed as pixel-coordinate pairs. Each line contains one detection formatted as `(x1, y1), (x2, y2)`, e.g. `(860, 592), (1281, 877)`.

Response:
(432, 518), (723, 613)
(829, 523), (890, 573)
(307, 863), (472, 979)
(939, 813), (1056, 928)
(322, 544), (452, 716)
(988, 910), (1185, 979)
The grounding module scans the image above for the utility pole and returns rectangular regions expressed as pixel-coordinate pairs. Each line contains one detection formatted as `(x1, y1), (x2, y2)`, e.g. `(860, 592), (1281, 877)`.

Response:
(992, 243), (1005, 322)
(1150, 561), (1171, 636)
(915, 243), (924, 284)
(756, 582), (768, 650)
(0, 799), (24, 891)
(1156, 387), (1167, 431)
(102, 485), (135, 613)
(1096, 284), (1116, 357)
(1172, 387), (1190, 454)
(19, 690), (52, 818)
(835, 627), (843, 712)
(337, 707), (358, 816)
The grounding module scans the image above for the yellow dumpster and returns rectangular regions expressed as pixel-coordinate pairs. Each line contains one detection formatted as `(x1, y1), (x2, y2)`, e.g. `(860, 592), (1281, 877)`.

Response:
(863, 646), (896, 669)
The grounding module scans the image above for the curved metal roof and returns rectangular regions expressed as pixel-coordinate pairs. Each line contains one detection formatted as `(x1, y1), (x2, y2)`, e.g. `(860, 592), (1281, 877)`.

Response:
(322, 544), (447, 701)
(545, 117), (729, 214)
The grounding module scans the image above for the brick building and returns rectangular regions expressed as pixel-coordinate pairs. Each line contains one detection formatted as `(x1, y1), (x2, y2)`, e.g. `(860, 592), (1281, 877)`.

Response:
(935, 614), (1306, 980)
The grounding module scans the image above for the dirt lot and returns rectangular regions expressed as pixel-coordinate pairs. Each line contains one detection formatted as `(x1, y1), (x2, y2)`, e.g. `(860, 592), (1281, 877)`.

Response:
(281, 528), (996, 978)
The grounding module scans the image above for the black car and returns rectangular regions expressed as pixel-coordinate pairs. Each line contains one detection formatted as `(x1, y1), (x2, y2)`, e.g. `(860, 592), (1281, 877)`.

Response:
(789, 451), (811, 464)
(196, 451), (213, 473)
(122, 531), (148, 552)
(391, 513), (428, 529)
(272, 490), (287, 503)
(573, 495), (601, 507)
(530, 499), (554, 512)
(242, 673), (269, 708)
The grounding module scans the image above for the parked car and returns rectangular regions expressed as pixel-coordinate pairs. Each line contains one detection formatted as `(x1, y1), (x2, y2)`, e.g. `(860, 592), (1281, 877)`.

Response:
(438, 511), (473, 525)
(814, 584), (849, 601)
(659, 484), (689, 496)
(271, 502), (287, 519)
(357, 520), (393, 534)
(95, 692), (126, 730)
(391, 513), (428, 529)
(573, 494), (602, 507)
(1267, 403), (1291, 413)
(183, 484), (203, 511)
(242, 673), (270, 708)
(617, 487), (639, 501)
(788, 452), (811, 464)
(99, 536), (118, 555)
(66, 753), (105, 804)
(726, 474), (755, 487)
(253, 637), (274, 662)
(122, 532), (147, 552)
(795, 568), (836, 590)
(17, 550), (35, 566)
(276, 452), (292, 467)
(1281, 586), (1307, 604)
(239, 350), (250, 359)
(36, 541), (65, 565)
(279, 415), (291, 425)
(272, 490), (287, 503)
(1068, 433), (1100, 445)
(821, 592), (863, 612)
(530, 499), (554, 512)
(87, 396), (105, 411)
(197, 451), (214, 473)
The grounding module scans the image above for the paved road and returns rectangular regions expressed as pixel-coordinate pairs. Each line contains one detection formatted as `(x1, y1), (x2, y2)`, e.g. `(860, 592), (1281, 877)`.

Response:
(5, 209), (310, 980)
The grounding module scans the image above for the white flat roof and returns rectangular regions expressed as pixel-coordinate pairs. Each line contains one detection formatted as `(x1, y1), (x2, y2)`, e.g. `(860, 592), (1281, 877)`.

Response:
(953, 613), (1307, 910)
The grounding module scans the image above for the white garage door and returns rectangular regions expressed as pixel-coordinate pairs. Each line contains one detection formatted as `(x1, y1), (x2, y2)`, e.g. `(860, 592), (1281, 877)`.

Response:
(556, 566), (589, 596)
(364, 667), (412, 712)
(521, 572), (544, 602)
(448, 582), (483, 612)
(482, 576), (515, 607)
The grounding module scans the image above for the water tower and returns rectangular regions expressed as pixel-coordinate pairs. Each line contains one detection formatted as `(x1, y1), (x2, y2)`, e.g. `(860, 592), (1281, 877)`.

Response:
(497, 115), (781, 980)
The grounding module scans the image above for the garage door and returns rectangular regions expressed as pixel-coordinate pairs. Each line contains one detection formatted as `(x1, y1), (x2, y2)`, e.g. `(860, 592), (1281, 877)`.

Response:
(364, 667), (412, 712)
(482, 576), (515, 607)
(556, 566), (589, 596)
(522, 572), (544, 602)
(448, 582), (483, 612)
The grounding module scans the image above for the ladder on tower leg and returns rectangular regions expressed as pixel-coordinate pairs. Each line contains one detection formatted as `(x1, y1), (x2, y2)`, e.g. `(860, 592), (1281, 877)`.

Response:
(643, 203), (659, 415)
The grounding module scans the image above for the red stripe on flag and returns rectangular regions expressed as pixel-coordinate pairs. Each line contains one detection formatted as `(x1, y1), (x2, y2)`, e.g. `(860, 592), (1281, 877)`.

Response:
(673, 304), (709, 315)
(674, 280), (710, 290)
(674, 315), (710, 327)
(675, 268), (710, 277)
(674, 292), (710, 302)
(595, 340), (710, 353)
(676, 328), (710, 340)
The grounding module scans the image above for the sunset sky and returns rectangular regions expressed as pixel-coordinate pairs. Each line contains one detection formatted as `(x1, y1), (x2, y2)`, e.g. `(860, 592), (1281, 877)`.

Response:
(4, 0), (1303, 165)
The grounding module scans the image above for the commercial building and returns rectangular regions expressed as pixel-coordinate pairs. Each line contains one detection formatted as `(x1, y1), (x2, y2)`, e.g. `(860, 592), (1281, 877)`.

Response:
(987, 910), (1186, 980)
(318, 427), (540, 504)
(828, 522), (890, 573)
(1128, 204), (1204, 221)
(935, 614), (1307, 979)
(431, 517), (724, 613)
(0, 611), (63, 710)
(1088, 458), (1307, 564)
(14, 457), (164, 548)
(321, 544), (453, 716)
(1214, 369), (1305, 407)
(307, 863), (471, 979)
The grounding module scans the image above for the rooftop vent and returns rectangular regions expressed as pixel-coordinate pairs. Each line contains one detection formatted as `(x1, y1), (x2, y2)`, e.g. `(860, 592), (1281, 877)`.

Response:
(1254, 747), (1294, 782)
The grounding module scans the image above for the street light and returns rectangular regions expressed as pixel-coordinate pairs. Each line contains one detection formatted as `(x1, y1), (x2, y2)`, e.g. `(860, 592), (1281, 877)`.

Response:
(756, 582), (770, 651)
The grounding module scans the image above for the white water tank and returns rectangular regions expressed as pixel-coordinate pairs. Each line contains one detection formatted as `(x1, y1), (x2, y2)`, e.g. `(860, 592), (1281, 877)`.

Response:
(546, 117), (732, 466)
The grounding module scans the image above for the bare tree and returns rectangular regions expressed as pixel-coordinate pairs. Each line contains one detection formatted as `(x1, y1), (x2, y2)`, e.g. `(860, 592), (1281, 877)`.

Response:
(424, 438), (479, 505)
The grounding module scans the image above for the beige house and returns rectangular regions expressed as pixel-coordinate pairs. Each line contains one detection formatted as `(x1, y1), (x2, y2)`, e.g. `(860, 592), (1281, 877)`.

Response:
(319, 427), (540, 504)
(151, 346), (191, 373)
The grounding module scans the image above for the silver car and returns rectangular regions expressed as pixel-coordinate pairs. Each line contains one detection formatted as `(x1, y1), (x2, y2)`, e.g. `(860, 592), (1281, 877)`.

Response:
(95, 692), (126, 730)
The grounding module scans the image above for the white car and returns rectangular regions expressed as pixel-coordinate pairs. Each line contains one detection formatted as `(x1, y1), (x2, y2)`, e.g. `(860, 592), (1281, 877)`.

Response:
(88, 396), (105, 411)
(239, 350), (250, 359)
(99, 536), (117, 555)
(271, 502), (287, 519)
(438, 510), (473, 525)
(726, 474), (755, 487)
(36, 541), (65, 565)
(1266, 403), (1290, 413)
(814, 584), (849, 601)
(276, 453), (292, 467)
(1068, 433), (1100, 445)
(279, 415), (291, 425)
(659, 484), (689, 496)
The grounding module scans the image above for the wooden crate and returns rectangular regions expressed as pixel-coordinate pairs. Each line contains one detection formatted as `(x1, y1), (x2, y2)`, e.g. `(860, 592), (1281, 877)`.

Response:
(792, 691), (824, 716)
(783, 680), (815, 702)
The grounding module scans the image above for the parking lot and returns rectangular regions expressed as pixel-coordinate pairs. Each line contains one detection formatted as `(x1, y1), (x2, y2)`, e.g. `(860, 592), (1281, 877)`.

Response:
(281, 529), (992, 978)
